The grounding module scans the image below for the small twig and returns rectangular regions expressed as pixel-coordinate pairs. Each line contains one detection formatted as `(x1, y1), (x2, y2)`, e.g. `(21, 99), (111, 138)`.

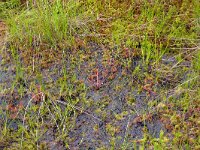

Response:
(78, 33), (107, 37)
(56, 100), (101, 122)
(171, 48), (199, 69)
(170, 46), (199, 50)
(173, 75), (199, 90)
(162, 75), (199, 101)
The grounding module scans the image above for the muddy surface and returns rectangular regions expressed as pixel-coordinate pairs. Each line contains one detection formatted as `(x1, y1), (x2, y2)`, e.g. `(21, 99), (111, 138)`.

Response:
(0, 21), (195, 149)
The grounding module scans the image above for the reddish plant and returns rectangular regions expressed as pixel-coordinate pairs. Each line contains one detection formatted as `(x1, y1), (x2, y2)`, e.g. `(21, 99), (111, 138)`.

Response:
(31, 85), (44, 104)
(88, 56), (120, 90)
(88, 68), (104, 90)
(142, 77), (156, 96)
(7, 101), (24, 119)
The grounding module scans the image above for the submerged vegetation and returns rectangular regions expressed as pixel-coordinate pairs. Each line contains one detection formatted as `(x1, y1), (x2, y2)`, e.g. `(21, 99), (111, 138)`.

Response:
(0, 0), (200, 149)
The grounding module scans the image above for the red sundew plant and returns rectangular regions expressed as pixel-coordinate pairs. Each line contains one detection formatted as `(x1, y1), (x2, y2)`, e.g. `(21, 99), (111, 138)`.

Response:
(88, 56), (121, 90)
(121, 47), (138, 59)
(122, 47), (130, 58)
(88, 68), (104, 90)
(142, 77), (157, 96)
(31, 85), (44, 104)
(7, 101), (23, 119)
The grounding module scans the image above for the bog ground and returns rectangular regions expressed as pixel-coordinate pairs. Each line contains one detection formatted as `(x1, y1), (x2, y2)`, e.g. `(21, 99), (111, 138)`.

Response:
(0, 0), (200, 149)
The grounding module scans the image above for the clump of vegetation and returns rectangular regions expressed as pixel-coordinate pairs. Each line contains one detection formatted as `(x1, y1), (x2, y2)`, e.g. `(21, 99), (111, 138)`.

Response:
(0, 0), (199, 149)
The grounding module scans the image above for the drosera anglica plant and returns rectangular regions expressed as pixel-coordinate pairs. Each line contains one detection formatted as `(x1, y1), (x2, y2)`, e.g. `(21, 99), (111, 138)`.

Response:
(88, 68), (104, 90)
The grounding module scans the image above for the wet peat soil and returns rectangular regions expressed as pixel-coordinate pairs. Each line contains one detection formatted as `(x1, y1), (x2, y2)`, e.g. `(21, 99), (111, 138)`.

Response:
(0, 21), (199, 149)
